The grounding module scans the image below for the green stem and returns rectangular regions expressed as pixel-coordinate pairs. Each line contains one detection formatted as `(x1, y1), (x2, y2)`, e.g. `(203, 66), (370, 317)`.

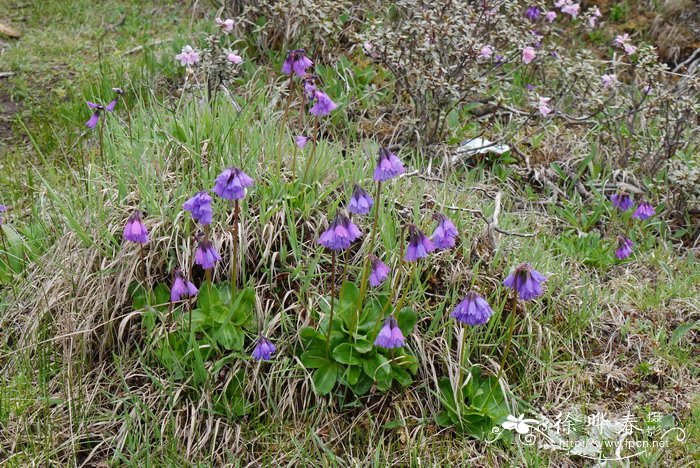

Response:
(231, 200), (240, 298)
(496, 291), (519, 382)
(456, 326), (469, 396)
(325, 251), (337, 357)
(356, 181), (382, 312)
(303, 116), (320, 182)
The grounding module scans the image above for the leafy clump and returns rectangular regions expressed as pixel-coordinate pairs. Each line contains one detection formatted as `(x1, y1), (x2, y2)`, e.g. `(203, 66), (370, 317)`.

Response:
(300, 282), (418, 395)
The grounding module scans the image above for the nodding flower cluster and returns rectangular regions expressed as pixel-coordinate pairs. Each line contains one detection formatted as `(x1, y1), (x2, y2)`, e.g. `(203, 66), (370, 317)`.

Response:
(122, 165), (276, 361)
(313, 146), (549, 352)
(280, 49), (337, 119)
(608, 190), (656, 261)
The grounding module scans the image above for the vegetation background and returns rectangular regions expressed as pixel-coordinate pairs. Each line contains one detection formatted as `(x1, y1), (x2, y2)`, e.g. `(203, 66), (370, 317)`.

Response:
(0, 0), (698, 465)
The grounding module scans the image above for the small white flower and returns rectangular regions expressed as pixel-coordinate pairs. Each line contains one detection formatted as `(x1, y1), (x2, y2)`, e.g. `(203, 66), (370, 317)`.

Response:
(502, 414), (540, 434)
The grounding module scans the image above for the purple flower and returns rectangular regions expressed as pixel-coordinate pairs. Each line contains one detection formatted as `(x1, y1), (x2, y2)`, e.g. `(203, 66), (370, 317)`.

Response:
(123, 210), (149, 244)
(431, 213), (458, 250)
(318, 213), (362, 251)
(282, 49), (313, 77)
(183, 191), (213, 225)
(610, 192), (634, 211)
(405, 225), (435, 261)
(451, 291), (494, 326)
(546, 10), (557, 22)
(295, 135), (310, 149)
(374, 315), (405, 349)
(0, 204), (6, 225)
(503, 263), (547, 301)
(309, 90), (337, 117)
(85, 100), (116, 129)
(369, 255), (390, 287)
(304, 77), (317, 100)
(615, 236), (633, 259)
(170, 268), (198, 302)
(373, 147), (405, 181)
(632, 201), (655, 220)
(525, 6), (541, 20)
(212, 167), (254, 200)
(252, 336), (276, 360)
(195, 239), (221, 270)
(348, 185), (373, 215)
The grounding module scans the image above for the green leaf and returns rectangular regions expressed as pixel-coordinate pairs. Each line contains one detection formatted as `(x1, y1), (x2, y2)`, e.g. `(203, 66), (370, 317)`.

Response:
(353, 339), (373, 354)
(671, 321), (699, 345)
(153, 283), (170, 309)
(362, 353), (390, 380)
(332, 343), (362, 365)
(313, 363), (339, 395)
(197, 283), (221, 311)
(300, 326), (324, 343)
(210, 304), (230, 324)
(339, 281), (360, 305)
(391, 365), (412, 387)
(436, 411), (455, 427)
(396, 307), (417, 336)
(345, 365), (361, 385)
(300, 349), (329, 369)
(213, 323), (244, 350)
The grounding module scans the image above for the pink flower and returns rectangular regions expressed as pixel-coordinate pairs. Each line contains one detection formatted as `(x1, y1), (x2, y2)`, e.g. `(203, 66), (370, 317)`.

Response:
(363, 42), (373, 52)
(227, 53), (243, 64)
(522, 46), (536, 64)
(537, 97), (552, 117)
(614, 34), (630, 46)
(643, 84), (653, 95)
(479, 45), (494, 59)
(546, 11), (557, 22)
(215, 18), (234, 33)
(623, 43), (637, 55)
(561, 3), (580, 18)
(588, 7), (602, 27)
(175, 45), (200, 66)
(601, 74), (618, 89)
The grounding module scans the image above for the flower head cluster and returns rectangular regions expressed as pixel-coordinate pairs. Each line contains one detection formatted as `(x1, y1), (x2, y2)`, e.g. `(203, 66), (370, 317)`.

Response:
(369, 255), (390, 287)
(479, 45), (494, 59)
(614, 34), (637, 55)
(183, 191), (214, 225)
(175, 45), (200, 66)
(522, 46), (536, 64)
(546, 11), (557, 22)
(309, 90), (337, 117)
(252, 336), (276, 360)
(195, 238), (221, 270)
(525, 6), (540, 21)
(431, 213), (458, 250)
(374, 315), (405, 349)
(213, 167), (254, 200)
(537, 96), (552, 117)
(588, 7), (602, 27)
(282, 49), (313, 77)
(451, 291), (494, 326)
(373, 147), (405, 181)
(227, 52), (243, 64)
(632, 201), (655, 220)
(556, 0), (580, 18)
(295, 135), (310, 149)
(215, 17), (234, 33)
(348, 185), (373, 215)
(405, 224), (435, 261)
(615, 236), (633, 260)
(503, 263), (547, 300)
(610, 192), (634, 211)
(171, 268), (198, 302)
(601, 74), (619, 89)
(318, 214), (362, 251)
(123, 210), (149, 244)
